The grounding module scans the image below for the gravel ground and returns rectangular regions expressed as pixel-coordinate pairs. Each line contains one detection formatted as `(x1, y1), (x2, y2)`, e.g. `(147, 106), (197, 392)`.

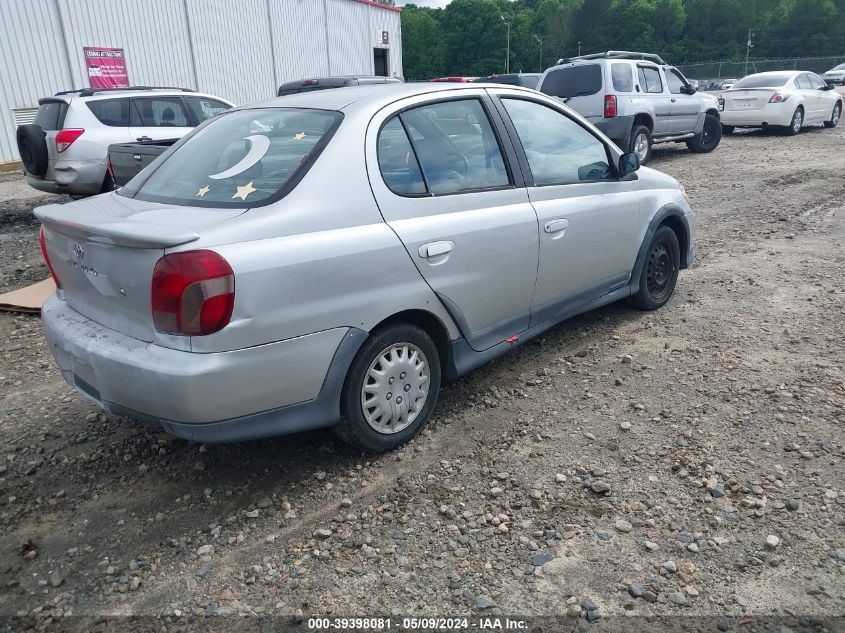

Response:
(0, 124), (843, 632)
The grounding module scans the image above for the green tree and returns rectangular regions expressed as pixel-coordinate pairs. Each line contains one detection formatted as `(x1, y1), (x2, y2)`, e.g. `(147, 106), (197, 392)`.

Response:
(401, 5), (444, 79)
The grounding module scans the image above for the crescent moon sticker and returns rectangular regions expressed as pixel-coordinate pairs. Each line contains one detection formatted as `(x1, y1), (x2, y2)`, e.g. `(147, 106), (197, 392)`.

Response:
(208, 135), (271, 180)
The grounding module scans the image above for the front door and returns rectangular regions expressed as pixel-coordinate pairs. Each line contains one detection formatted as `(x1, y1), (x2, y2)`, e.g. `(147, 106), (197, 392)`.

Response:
(129, 96), (193, 142)
(664, 67), (701, 134)
(494, 94), (642, 326)
(367, 93), (540, 351)
(638, 65), (673, 134)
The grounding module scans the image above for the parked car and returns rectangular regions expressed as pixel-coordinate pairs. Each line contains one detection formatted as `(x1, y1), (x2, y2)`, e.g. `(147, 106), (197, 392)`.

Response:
(430, 77), (479, 83)
(277, 76), (401, 96)
(688, 79), (700, 91)
(538, 51), (722, 164)
(37, 83), (695, 452)
(720, 78), (738, 90)
(107, 138), (179, 187)
(822, 63), (845, 85)
(473, 73), (542, 89)
(16, 87), (233, 197)
(720, 71), (842, 135)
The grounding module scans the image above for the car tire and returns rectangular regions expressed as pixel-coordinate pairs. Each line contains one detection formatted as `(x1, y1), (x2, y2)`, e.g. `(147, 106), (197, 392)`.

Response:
(629, 125), (652, 165)
(784, 106), (804, 136)
(823, 102), (841, 128)
(628, 225), (681, 311)
(687, 113), (722, 153)
(721, 124), (735, 135)
(335, 323), (441, 452)
(16, 124), (48, 177)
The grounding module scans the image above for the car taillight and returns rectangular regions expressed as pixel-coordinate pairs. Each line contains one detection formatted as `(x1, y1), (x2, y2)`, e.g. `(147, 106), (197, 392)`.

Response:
(105, 155), (114, 181)
(151, 250), (234, 336)
(769, 92), (788, 103)
(604, 95), (617, 118)
(39, 226), (62, 288)
(55, 129), (84, 153)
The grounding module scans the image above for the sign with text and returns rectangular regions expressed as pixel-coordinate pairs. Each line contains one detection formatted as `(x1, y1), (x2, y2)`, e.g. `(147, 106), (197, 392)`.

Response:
(83, 46), (129, 89)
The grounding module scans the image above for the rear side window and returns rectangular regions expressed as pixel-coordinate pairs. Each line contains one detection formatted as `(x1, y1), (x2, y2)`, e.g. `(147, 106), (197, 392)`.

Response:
(185, 97), (231, 122)
(34, 101), (67, 130)
(611, 64), (634, 92)
(130, 97), (191, 127)
(795, 75), (811, 89)
(541, 64), (602, 99)
(86, 99), (130, 126)
(378, 117), (426, 195)
(119, 108), (343, 208)
(638, 67), (663, 93)
(398, 99), (510, 195)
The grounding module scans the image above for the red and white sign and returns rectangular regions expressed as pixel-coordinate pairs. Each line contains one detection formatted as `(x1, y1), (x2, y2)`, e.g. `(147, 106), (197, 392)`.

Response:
(83, 46), (129, 89)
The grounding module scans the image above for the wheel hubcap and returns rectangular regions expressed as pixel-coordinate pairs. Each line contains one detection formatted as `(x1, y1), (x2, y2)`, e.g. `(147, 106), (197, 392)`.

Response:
(793, 110), (803, 132)
(361, 342), (429, 434)
(646, 243), (674, 299)
(634, 134), (649, 161)
(833, 105), (841, 125)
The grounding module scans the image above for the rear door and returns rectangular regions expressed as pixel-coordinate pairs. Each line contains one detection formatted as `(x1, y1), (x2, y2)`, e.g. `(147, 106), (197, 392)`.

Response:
(366, 92), (540, 351)
(664, 67), (700, 134)
(492, 93), (641, 326)
(129, 96), (193, 142)
(638, 65), (672, 134)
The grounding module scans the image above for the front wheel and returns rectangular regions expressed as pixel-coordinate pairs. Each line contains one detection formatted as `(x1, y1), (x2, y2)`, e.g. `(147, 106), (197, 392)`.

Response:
(784, 107), (804, 136)
(687, 114), (722, 153)
(824, 102), (841, 128)
(628, 225), (681, 311)
(335, 324), (441, 452)
(629, 125), (652, 165)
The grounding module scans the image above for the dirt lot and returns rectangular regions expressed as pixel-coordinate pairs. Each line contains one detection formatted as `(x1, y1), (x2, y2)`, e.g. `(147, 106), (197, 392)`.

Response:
(0, 124), (843, 632)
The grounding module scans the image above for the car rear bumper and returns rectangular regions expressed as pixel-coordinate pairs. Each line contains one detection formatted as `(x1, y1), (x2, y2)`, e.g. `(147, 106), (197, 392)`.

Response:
(720, 104), (795, 127)
(25, 159), (105, 196)
(595, 115), (635, 150)
(41, 296), (366, 442)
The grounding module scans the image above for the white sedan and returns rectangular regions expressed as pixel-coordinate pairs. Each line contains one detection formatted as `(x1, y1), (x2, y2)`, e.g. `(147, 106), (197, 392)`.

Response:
(720, 71), (842, 135)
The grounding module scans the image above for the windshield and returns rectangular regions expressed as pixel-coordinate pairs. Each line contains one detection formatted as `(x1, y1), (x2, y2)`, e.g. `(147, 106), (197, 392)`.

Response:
(119, 107), (343, 207)
(733, 74), (791, 89)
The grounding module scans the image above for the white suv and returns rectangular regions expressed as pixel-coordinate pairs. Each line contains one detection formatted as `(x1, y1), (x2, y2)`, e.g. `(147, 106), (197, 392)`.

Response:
(16, 87), (233, 197)
(538, 51), (723, 164)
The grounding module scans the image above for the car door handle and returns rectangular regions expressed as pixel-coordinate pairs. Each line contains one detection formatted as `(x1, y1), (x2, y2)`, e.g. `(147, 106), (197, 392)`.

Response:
(544, 219), (570, 233)
(419, 241), (453, 258)
(670, 98), (677, 103)
(136, 136), (152, 142)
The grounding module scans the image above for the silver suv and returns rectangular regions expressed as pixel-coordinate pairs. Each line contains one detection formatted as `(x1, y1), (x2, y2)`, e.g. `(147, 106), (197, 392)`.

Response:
(37, 83), (695, 452)
(538, 51), (723, 164)
(16, 87), (233, 197)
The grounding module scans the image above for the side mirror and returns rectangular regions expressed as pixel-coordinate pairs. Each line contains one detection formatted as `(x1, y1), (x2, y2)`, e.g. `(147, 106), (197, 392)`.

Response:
(619, 152), (640, 177)
(683, 85), (696, 95)
(822, 83), (835, 91)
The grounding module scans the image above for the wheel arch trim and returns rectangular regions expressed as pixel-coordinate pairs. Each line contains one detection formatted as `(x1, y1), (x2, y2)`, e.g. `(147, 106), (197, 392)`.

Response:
(630, 204), (692, 296)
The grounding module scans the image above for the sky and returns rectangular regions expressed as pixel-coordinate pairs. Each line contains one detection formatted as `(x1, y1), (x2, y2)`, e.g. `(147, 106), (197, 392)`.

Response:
(396, 1), (452, 7)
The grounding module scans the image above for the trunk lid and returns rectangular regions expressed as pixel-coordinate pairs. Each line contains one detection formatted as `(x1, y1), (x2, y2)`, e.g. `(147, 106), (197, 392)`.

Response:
(723, 89), (775, 111)
(36, 193), (245, 342)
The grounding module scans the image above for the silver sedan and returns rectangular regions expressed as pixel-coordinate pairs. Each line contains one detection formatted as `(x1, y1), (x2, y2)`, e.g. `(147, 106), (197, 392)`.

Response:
(37, 83), (695, 452)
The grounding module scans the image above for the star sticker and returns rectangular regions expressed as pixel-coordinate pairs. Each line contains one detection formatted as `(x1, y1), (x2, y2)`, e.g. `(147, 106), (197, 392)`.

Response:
(293, 132), (306, 141)
(195, 185), (210, 198)
(232, 181), (256, 201)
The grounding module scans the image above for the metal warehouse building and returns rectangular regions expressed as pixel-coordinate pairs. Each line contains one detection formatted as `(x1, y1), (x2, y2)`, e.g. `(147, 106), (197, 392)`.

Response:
(0, 0), (402, 166)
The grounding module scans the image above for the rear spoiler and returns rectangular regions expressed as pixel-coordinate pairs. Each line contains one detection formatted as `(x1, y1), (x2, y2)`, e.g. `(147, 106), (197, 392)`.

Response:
(35, 203), (199, 249)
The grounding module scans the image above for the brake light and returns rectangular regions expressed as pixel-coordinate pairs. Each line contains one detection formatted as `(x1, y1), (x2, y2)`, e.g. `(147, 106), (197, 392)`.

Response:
(39, 227), (62, 288)
(769, 92), (788, 103)
(55, 129), (84, 153)
(604, 95), (617, 118)
(151, 251), (234, 336)
(105, 155), (114, 181)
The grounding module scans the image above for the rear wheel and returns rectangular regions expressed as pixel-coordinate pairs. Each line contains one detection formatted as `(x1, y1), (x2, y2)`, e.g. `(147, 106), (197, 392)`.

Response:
(628, 226), (680, 311)
(629, 125), (652, 165)
(335, 323), (441, 452)
(824, 102), (841, 128)
(687, 114), (722, 153)
(721, 124), (735, 135)
(784, 107), (803, 136)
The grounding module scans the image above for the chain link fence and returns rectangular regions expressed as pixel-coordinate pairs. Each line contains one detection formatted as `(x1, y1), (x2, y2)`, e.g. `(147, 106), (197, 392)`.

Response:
(676, 56), (843, 89)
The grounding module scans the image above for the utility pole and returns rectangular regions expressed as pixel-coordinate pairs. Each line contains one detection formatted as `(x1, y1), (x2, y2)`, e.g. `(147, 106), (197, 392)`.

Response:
(501, 15), (511, 74)
(534, 34), (543, 70)
(578, 41), (582, 56)
(745, 29), (754, 77)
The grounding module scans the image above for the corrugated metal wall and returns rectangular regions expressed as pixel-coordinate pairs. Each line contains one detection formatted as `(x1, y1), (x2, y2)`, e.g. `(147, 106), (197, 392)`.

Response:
(0, 0), (402, 163)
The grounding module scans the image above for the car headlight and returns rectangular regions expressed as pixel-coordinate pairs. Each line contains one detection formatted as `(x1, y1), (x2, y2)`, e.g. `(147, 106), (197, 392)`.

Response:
(680, 185), (691, 205)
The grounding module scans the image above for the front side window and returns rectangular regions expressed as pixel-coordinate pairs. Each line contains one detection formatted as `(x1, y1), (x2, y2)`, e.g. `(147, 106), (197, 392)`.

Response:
(611, 63), (634, 92)
(87, 99), (129, 126)
(398, 99), (510, 195)
(501, 98), (612, 185)
(638, 67), (663, 93)
(378, 117), (426, 195)
(666, 69), (688, 94)
(540, 64), (602, 99)
(807, 74), (826, 89)
(130, 97), (190, 127)
(185, 97), (231, 122)
(119, 107), (342, 207)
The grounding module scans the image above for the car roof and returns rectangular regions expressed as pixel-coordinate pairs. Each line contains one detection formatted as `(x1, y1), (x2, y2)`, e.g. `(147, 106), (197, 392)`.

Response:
(243, 82), (538, 113)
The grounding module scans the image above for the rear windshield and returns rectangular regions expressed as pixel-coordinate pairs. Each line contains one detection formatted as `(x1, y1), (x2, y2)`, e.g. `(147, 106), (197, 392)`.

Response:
(734, 74), (791, 89)
(540, 64), (602, 99)
(35, 101), (67, 130)
(119, 107), (343, 208)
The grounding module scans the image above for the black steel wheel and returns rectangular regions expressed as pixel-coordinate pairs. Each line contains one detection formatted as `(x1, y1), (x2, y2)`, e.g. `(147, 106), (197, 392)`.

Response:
(628, 225), (681, 310)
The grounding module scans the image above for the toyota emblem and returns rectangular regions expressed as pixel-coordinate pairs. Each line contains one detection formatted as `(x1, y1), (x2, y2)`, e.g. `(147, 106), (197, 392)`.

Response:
(72, 243), (84, 261)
